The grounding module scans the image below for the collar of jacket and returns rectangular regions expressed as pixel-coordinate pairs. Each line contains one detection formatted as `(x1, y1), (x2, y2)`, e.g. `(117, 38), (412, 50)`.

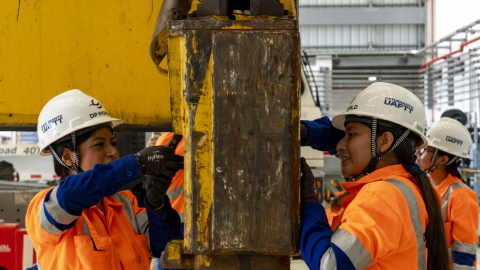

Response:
(435, 173), (461, 197)
(341, 164), (413, 194)
(102, 194), (127, 209)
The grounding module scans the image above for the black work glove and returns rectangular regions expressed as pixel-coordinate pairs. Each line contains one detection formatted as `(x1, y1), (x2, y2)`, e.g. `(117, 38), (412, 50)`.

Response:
(301, 157), (318, 203)
(135, 146), (184, 177)
(300, 123), (308, 144)
(145, 175), (173, 210)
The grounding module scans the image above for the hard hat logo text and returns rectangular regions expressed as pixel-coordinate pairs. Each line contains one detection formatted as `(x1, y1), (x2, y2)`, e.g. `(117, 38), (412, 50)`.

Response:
(384, 97), (414, 113)
(446, 135), (463, 146)
(347, 105), (358, 111)
(41, 115), (63, 133)
(90, 111), (109, 118)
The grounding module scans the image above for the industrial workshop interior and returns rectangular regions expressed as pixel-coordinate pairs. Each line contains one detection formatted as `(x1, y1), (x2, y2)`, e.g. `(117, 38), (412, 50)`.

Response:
(2, 0), (480, 269)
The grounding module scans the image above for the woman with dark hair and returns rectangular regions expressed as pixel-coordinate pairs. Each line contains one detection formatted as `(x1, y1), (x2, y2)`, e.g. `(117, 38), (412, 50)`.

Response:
(26, 90), (183, 269)
(416, 117), (478, 269)
(300, 82), (449, 270)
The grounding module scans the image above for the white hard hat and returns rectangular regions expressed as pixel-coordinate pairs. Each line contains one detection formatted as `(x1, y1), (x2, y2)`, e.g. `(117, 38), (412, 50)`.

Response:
(332, 82), (427, 149)
(427, 117), (472, 159)
(37, 90), (123, 155)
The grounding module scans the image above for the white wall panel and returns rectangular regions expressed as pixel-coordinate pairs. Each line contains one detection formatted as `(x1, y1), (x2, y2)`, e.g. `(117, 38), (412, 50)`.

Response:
(300, 24), (423, 51)
(299, 0), (420, 6)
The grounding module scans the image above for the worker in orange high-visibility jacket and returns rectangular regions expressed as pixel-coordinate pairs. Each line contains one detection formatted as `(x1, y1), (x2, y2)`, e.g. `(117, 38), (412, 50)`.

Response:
(417, 117), (479, 269)
(25, 90), (184, 270)
(156, 132), (184, 222)
(300, 82), (449, 270)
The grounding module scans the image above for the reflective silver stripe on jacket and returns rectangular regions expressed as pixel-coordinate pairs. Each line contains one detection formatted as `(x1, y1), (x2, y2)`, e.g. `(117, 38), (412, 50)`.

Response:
(112, 193), (149, 232)
(453, 240), (477, 255)
(328, 228), (373, 269)
(167, 185), (184, 222)
(442, 183), (470, 222)
(319, 247), (338, 270)
(82, 193), (151, 246)
(179, 213), (185, 223)
(82, 218), (90, 236)
(38, 186), (79, 235)
(112, 193), (150, 246)
(385, 179), (426, 270)
(166, 185), (184, 201)
(452, 264), (475, 270)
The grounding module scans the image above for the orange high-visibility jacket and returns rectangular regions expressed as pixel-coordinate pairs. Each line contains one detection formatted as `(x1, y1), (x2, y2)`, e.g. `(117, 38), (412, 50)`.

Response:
(435, 173), (478, 269)
(157, 132), (185, 222)
(324, 165), (428, 269)
(26, 188), (151, 269)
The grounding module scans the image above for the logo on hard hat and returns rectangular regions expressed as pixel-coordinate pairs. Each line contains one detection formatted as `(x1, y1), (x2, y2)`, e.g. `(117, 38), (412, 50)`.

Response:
(347, 105), (358, 111)
(384, 97), (414, 113)
(41, 115), (63, 133)
(89, 100), (103, 109)
(446, 135), (463, 146)
(90, 111), (109, 119)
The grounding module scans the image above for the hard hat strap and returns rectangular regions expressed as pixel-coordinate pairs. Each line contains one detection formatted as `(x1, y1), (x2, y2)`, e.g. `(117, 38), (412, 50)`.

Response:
(49, 145), (75, 171)
(426, 149), (458, 173)
(48, 133), (84, 174)
(70, 133), (83, 174)
(346, 119), (411, 182)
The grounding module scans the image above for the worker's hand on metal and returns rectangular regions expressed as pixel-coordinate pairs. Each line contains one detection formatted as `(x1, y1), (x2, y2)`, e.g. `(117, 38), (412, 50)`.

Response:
(135, 146), (184, 177)
(145, 175), (172, 210)
(301, 157), (318, 203)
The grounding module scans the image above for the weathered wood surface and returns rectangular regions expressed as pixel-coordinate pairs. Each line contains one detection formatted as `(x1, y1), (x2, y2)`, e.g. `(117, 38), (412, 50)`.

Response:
(169, 20), (300, 257)
(212, 30), (300, 254)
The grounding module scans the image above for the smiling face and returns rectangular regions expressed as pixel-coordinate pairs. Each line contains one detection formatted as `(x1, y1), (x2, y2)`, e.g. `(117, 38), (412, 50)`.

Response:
(77, 127), (119, 171)
(336, 122), (374, 178)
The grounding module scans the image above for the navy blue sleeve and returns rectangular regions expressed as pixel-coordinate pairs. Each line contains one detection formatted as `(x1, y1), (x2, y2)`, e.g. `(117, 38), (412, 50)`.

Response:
(145, 197), (182, 258)
(301, 202), (355, 270)
(452, 251), (476, 267)
(301, 116), (345, 155)
(56, 154), (142, 215)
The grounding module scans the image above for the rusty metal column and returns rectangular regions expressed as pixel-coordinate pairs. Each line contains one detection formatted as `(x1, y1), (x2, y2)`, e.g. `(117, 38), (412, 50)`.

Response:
(163, 6), (301, 270)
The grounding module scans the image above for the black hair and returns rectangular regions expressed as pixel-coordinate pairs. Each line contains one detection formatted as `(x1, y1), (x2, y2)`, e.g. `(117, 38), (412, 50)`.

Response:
(376, 124), (449, 270)
(51, 127), (113, 180)
(332, 118), (449, 270)
(437, 150), (464, 181)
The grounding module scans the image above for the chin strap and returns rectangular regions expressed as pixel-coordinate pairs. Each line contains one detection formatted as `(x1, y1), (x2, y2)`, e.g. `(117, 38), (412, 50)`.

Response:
(425, 148), (458, 173)
(50, 132), (83, 174)
(345, 118), (411, 182)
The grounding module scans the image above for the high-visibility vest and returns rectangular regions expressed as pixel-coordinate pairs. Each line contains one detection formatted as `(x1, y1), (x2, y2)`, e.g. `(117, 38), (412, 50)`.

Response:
(325, 165), (428, 269)
(157, 132), (185, 222)
(26, 188), (151, 269)
(435, 174), (478, 269)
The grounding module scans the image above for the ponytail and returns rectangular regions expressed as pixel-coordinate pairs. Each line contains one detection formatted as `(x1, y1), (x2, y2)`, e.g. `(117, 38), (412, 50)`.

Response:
(379, 126), (449, 270)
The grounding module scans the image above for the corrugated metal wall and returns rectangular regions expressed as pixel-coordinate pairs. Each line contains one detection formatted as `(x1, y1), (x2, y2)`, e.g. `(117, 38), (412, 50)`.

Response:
(300, 25), (424, 51)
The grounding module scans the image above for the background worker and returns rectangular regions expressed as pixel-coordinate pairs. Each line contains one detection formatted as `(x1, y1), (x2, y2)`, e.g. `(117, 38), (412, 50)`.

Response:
(155, 132), (188, 270)
(156, 132), (185, 222)
(416, 117), (479, 269)
(26, 90), (183, 269)
(300, 82), (449, 270)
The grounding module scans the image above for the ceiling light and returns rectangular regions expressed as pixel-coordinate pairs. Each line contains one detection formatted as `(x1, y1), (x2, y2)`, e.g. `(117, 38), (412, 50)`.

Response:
(368, 76), (377, 81)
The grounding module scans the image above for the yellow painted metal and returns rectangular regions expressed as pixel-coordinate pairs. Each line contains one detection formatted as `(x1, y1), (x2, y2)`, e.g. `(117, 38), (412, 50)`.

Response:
(167, 36), (187, 134)
(0, 0), (172, 129)
(188, 0), (296, 17)
(161, 240), (194, 268)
